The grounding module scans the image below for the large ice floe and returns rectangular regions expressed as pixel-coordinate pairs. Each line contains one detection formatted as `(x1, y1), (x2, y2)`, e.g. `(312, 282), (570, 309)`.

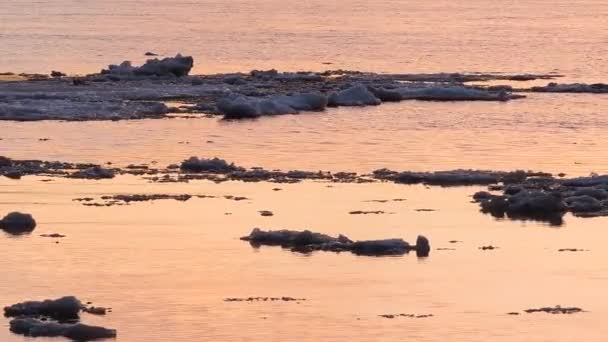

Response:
(1, 53), (576, 121)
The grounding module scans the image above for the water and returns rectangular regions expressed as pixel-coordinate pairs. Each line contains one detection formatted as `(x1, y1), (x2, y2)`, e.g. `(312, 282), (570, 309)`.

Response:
(2, 177), (608, 341)
(1, 0), (607, 81)
(2, 93), (608, 176)
(1, 1), (608, 341)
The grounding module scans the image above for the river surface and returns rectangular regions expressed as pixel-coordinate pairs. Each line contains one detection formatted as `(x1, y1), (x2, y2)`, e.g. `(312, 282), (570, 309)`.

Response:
(1, 1), (608, 341)
(1, 0), (607, 81)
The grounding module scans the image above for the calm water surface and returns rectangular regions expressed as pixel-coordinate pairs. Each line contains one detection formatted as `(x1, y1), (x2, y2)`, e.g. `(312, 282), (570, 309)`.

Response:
(0, 0), (607, 81)
(1, 93), (607, 176)
(2, 177), (608, 341)
(1, 1), (608, 341)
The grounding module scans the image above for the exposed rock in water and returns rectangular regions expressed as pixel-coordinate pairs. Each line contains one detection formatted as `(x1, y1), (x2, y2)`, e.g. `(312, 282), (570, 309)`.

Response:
(9, 318), (116, 340)
(530, 82), (608, 93)
(102, 54), (194, 77)
(328, 84), (381, 107)
(180, 157), (243, 173)
(240, 228), (429, 257)
(416, 235), (431, 257)
(4, 296), (82, 320)
(0, 212), (37, 235)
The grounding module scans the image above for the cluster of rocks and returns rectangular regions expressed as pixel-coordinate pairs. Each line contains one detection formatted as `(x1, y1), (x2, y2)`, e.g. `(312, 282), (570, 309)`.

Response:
(473, 174), (608, 225)
(240, 228), (430, 257)
(4, 296), (116, 340)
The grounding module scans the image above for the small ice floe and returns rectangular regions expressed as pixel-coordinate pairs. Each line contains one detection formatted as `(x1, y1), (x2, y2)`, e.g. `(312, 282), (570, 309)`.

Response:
(102, 53), (194, 77)
(217, 92), (327, 119)
(531, 82), (608, 93)
(240, 228), (430, 257)
(328, 84), (381, 107)
(250, 69), (322, 81)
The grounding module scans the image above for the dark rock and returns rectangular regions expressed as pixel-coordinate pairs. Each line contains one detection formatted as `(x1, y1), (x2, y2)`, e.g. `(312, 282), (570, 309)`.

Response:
(415, 235), (430, 257)
(0, 212), (37, 234)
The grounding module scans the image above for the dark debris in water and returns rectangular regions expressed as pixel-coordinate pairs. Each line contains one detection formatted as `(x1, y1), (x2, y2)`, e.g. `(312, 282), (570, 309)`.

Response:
(379, 313), (434, 319)
(523, 306), (584, 314)
(224, 297), (305, 302)
(558, 248), (588, 252)
(349, 210), (389, 215)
